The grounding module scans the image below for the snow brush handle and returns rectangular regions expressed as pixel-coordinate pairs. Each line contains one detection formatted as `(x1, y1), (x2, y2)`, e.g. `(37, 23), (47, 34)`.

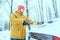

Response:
(37, 22), (44, 25)
(23, 21), (44, 25)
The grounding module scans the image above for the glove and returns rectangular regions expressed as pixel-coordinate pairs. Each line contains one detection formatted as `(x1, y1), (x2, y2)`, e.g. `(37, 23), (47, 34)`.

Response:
(23, 21), (29, 25)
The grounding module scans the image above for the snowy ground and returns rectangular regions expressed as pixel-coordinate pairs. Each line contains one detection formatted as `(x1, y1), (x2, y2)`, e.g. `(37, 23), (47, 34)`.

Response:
(0, 30), (10, 40)
(0, 18), (60, 40)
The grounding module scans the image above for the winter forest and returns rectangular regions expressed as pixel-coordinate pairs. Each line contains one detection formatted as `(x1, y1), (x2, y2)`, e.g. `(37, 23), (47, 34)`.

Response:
(0, 0), (60, 40)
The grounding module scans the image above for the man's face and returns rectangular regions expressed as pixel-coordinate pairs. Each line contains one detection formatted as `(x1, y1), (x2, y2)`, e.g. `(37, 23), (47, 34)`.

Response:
(20, 8), (24, 12)
(18, 9), (24, 15)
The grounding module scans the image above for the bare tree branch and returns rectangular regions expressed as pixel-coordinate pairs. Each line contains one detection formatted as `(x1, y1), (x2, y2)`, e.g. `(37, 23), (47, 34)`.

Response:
(6, 0), (11, 8)
(52, 0), (58, 18)
(0, 0), (2, 4)
(0, 1), (6, 7)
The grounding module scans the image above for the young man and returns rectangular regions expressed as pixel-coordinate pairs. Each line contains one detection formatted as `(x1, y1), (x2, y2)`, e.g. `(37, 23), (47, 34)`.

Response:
(10, 5), (37, 40)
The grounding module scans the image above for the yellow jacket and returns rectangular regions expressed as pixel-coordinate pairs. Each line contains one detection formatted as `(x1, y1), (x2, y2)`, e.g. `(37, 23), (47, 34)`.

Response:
(10, 11), (33, 39)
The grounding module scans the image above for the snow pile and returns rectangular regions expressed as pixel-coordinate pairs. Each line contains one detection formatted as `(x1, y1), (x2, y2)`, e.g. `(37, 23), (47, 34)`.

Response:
(0, 30), (10, 40)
